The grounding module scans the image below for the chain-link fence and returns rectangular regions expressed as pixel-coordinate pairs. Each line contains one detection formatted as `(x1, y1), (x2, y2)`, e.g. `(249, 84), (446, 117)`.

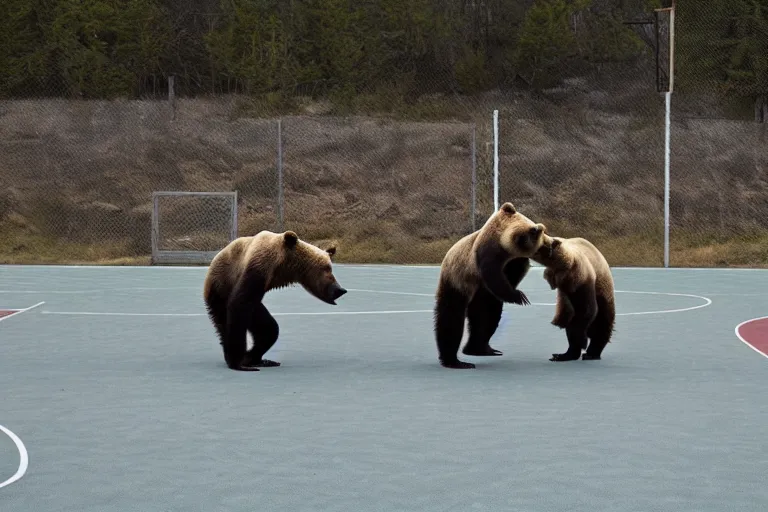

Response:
(668, 0), (768, 267)
(280, 115), (477, 263)
(1, 1), (766, 267)
(496, 81), (666, 267)
(0, 96), (479, 264)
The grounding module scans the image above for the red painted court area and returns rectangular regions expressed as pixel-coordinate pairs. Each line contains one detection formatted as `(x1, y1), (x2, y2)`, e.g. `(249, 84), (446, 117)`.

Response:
(736, 317), (768, 358)
(0, 310), (19, 320)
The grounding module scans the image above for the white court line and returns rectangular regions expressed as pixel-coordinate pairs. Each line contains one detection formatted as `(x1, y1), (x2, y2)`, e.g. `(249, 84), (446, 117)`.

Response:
(43, 311), (205, 317)
(37, 289), (710, 318)
(0, 287), (199, 294)
(4, 263), (768, 271)
(347, 288), (712, 316)
(0, 302), (45, 324)
(41, 309), (435, 317)
(606, 267), (768, 272)
(613, 290), (711, 316)
(0, 286), (560, 298)
(0, 264), (205, 270)
(347, 287), (551, 305)
(0, 424), (29, 489)
(734, 316), (768, 360)
(693, 293), (768, 297)
(347, 288), (432, 297)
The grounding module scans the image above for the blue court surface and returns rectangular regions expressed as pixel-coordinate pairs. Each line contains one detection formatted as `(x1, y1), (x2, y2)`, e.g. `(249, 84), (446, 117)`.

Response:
(1, 263), (767, 512)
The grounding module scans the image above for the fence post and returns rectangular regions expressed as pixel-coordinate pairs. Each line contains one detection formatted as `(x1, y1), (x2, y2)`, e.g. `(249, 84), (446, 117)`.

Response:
(493, 109), (499, 211)
(277, 118), (284, 232)
(231, 190), (238, 241)
(471, 123), (477, 231)
(168, 75), (176, 121)
(151, 192), (159, 264)
(663, 92), (671, 268)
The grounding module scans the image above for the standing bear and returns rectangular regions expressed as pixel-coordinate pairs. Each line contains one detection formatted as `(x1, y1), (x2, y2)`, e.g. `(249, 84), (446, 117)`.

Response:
(203, 230), (347, 371)
(531, 234), (615, 362)
(433, 202), (549, 369)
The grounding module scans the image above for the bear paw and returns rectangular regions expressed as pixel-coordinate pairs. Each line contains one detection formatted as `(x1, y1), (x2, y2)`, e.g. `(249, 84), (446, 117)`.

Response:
(462, 345), (503, 357)
(440, 359), (476, 369)
(255, 358), (281, 367)
(549, 351), (582, 362)
(227, 363), (261, 372)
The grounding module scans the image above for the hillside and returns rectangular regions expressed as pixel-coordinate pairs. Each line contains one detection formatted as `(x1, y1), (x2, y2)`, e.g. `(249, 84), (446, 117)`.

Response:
(1, 82), (767, 267)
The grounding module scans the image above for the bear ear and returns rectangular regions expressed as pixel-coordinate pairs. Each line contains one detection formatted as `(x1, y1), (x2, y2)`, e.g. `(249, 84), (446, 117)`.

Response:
(500, 202), (516, 215)
(326, 246), (337, 259)
(283, 231), (299, 248)
(549, 238), (561, 258)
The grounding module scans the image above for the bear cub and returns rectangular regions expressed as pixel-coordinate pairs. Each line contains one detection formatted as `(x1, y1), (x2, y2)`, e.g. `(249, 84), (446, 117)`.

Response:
(532, 235), (615, 362)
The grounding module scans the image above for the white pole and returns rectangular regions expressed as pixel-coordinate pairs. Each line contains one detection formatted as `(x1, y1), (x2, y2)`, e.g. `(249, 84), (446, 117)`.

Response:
(663, 91), (671, 268)
(493, 109), (499, 211)
(669, 6), (675, 94)
(277, 118), (284, 231)
(663, 4), (675, 268)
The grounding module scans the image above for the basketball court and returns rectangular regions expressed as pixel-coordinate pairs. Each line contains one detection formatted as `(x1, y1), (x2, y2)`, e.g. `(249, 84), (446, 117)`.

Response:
(1, 263), (767, 511)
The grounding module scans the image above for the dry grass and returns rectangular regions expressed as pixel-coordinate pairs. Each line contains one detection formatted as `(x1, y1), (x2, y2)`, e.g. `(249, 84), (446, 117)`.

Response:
(5, 220), (768, 268)
(0, 229), (148, 266)
(1, 93), (766, 268)
(669, 233), (768, 268)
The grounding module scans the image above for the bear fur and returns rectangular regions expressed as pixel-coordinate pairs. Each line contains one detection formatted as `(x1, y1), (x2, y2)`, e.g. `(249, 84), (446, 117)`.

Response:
(202, 230), (347, 371)
(433, 202), (549, 369)
(531, 235), (615, 362)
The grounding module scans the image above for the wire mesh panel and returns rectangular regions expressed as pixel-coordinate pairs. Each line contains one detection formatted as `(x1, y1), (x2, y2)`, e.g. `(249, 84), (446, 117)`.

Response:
(497, 89), (666, 267)
(669, 1), (768, 267)
(151, 191), (237, 265)
(0, 98), (279, 264)
(669, 119), (768, 266)
(280, 115), (476, 264)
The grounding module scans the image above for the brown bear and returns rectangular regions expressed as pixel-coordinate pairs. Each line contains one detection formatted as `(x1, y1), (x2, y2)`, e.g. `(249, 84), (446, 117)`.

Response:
(433, 202), (550, 369)
(531, 235), (615, 362)
(202, 230), (347, 371)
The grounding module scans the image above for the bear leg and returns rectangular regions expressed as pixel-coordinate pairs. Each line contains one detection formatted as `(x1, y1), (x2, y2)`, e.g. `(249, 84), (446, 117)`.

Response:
(550, 285), (596, 362)
(551, 325), (588, 361)
(204, 283), (229, 347)
(462, 286), (504, 357)
(244, 303), (281, 367)
(222, 271), (267, 371)
(583, 296), (615, 360)
(434, 281), (474, 369)
(550, 290), (574, 329)
(222, 330), (261, 371)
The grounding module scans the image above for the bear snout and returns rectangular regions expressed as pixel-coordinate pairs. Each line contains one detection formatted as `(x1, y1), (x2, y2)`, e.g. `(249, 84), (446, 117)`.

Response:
(333, 286), (348, 301)
(323, 283), (347, 304)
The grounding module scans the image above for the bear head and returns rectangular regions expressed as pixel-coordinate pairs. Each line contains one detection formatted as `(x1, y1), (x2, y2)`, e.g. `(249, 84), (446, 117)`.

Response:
(532, 234), (567, 268)
(482, 202), (549, 258)
(282, 231), (347, 305)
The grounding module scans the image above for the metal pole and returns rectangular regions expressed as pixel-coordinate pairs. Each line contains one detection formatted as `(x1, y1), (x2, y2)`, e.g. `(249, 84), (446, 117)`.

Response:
(168, 75), (176, 121)
(231, 191), (238, 242)
(664, 4), (675, 267)
(493, 109), (499, 211)
(151, 192), (159, 265)
(664, 91), (671, 268)
(471, 124), (477, 231)
(277, 118), (284, 232)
